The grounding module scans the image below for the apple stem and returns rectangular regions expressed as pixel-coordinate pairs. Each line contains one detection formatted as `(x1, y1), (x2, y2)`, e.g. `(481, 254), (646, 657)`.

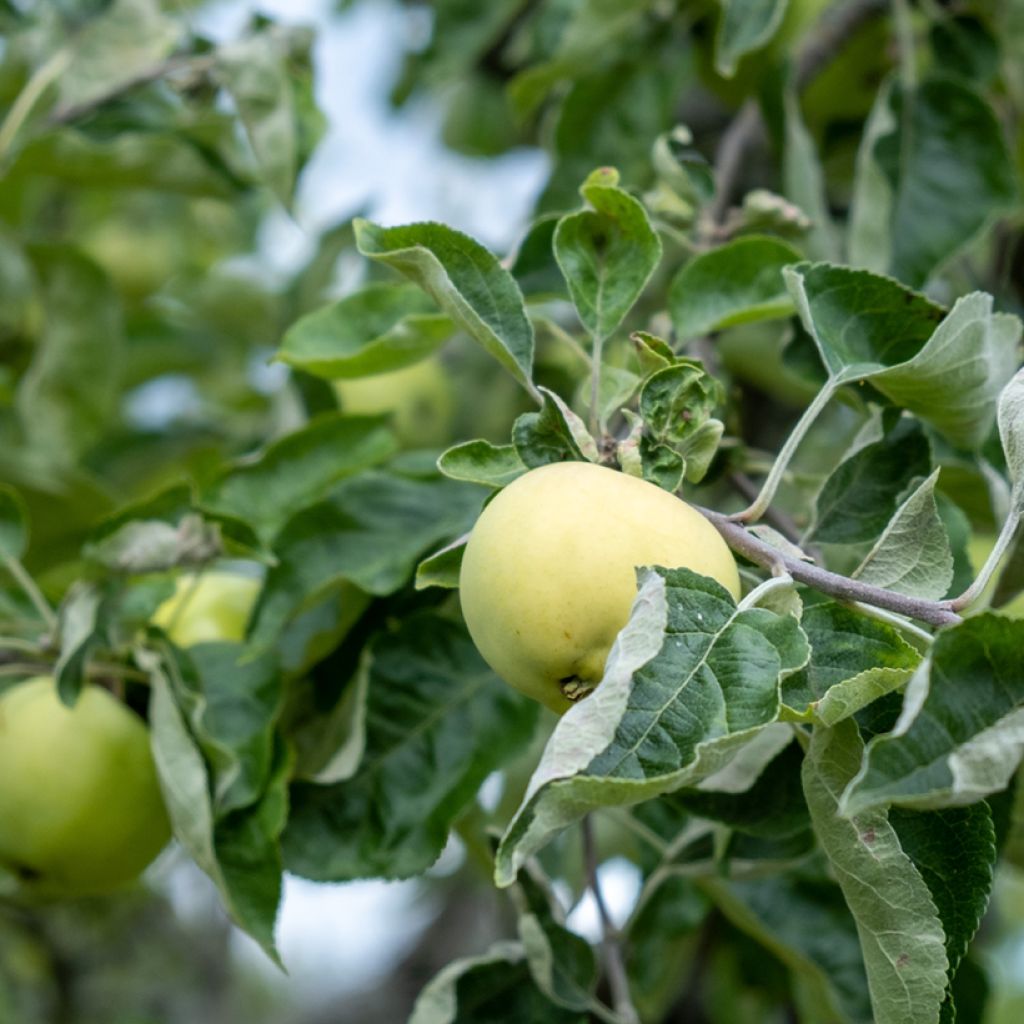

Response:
(581, 815), (640, 1024)
(697, 505), (963, 629)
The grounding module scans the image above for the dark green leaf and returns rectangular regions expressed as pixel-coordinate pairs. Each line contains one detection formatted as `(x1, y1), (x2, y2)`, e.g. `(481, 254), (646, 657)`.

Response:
(714, 0), (789, 77)
(0, 486), (28, 561)
(283, 614), (538, 880)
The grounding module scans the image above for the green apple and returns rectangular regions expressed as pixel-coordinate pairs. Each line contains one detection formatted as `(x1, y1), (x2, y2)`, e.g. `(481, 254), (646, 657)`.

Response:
(0, 677), (171, 897)
(152, 570), (261, 647)
(333, 357), (455, 448)
(459, 461), (741, 713)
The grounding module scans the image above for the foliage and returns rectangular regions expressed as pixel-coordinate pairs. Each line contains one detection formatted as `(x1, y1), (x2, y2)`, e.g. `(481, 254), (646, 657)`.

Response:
(3, 0), (1024, 1021)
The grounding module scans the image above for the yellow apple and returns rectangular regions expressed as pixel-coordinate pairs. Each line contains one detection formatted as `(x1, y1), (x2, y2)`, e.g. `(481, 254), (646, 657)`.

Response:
(0, 676), (171, 897)
(333, 358), (455, 448)
(152, 570), (261, 647)
(459, 461), (741, 713)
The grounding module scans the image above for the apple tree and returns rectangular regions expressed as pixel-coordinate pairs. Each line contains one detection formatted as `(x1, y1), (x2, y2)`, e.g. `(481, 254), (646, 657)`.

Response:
(3, 0), (1024, 1021)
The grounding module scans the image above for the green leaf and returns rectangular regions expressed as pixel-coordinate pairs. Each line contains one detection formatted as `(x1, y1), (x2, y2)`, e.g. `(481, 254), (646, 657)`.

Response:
(511, 865), (598, 1013)
(705, 871), (873, 1024)
(802, 720), (949, 1024)
(84, 515), (222, 573)
(854, 470), (954, 600)
(250, 471), (484, 645)
(16, 248), (122, 466)
(509, 214), (565, 297)
(553, 167), (662, 341)
(842, 614), (1024, 815)
(54, 583), (106, 704)
(276, 283), (452, 379)
(201, 413), (398, 545)
(639, 362), (722, 446)
(889, 804), (995, 991)
(415, 536), (467, 591)
(781, 602), (920, 722)
(998, 367), (1024, 514)
(216, 26), (308, 204)
(438, 441), (526, 488)
(495, 569), (809, 885)
(811, 417), (931, 544)
(512, 389), (600, 469)
(282, 614), (538, 880)
(355, 220), (535, 391)
(0, 486), (28, 561)
(713, 0), (789, 77)
(144, 642), (284, 961)
(782, 87), (840, 261)
(59, 0), (180, 110)
(669, 236), (801, 341)
(849, 76), (1016, 287)
(785, 262), (945, 382)
(169, 642), (282, 817)
(408, 942), (588, 1024)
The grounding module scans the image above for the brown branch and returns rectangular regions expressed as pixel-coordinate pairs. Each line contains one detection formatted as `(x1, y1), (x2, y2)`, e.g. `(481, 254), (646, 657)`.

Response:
(708, 0), (890, 225)
(696, 504), (962, 628)
(582, 816), (639, 1024)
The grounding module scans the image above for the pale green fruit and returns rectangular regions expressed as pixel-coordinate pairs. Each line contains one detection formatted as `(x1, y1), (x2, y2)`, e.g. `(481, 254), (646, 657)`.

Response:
(333, 358), (455, 448)
(0, 677), (171, 896)
(152, 571), (260, 647)
(459, 461), (741, 713)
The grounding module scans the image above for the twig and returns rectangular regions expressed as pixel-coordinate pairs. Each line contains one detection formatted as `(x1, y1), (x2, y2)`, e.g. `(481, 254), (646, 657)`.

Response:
(696, 505), (962, 628)
(728, 471), (803, 544)
(47, 53), (218, 126)
(582, 816), (639, 1024)
(708, 0), (890, 225)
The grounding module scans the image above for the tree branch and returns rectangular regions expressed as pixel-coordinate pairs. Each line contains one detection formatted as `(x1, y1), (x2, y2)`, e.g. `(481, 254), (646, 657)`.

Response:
(47, 53), (218, 127)
(582, 816), (639, 1024)
(708, 0), (889, 225)
(695, 505), (962, 628)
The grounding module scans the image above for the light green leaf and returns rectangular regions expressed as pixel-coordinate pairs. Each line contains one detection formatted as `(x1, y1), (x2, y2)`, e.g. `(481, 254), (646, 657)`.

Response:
(714, 0), (790, 77)
(854, 470), (954, 600)
(54, 583), (106, 705)
(554, 167), (662, 341)
(355, 220), (535, 391)
(276, 283), (452, 379)
(669, 235), (801, 341)
(998, 367), (1024, 513)
(495, 568), (808, 885)
(201, 413), (398, 545)
(868, 294), (1022, 452)
(512, 389), (600, 469)
(282, 614), (538, 880)
(415, 536), (467, 591)
(438, 441), (526, 488)
(842, 615), (1024, 815)
(216, 26), (307, 204)
(60, 0), (180, 110)
(85, 515), (221, 574)
(802, 720), (949, 1024)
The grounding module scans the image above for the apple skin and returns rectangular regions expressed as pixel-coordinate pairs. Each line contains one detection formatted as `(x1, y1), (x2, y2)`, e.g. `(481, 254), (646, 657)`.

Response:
(459, 461), (741, 713)
(152, 571), (261, 647)
(0, 677), (171, 897)
(333, 358), (455, 448)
